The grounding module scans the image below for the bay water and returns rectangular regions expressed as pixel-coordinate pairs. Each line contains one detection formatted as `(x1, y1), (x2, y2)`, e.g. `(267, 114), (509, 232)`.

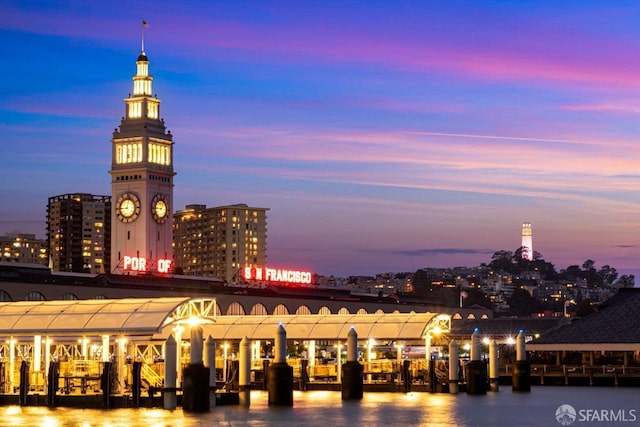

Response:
(1, 387), (638, 426)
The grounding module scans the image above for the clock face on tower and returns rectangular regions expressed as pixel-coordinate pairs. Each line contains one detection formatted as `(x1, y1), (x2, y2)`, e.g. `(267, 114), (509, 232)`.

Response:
(116, 192), (141, 223)
(152, 193), (169, 223)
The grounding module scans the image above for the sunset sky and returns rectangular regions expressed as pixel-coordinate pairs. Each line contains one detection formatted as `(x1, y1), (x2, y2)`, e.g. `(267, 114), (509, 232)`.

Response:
(2, 1), (640, 278)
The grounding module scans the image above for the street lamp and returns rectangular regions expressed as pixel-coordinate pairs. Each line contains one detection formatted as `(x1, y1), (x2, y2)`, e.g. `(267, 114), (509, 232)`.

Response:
(425, 326), (442, 372)
(367, 338), (375, 382)
(222, 342), (230, 384)
(334, 342), (343, 382)
(564, 299), (575, 317)
(395, 342), (404, 383)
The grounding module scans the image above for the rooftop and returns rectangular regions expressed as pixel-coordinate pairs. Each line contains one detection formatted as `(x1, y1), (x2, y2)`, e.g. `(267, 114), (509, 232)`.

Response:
(528, 288), (640, 351)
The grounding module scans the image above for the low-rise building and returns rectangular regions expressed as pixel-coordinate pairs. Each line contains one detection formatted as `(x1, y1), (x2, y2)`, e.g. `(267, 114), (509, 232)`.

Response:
(0, 233), (47, 265)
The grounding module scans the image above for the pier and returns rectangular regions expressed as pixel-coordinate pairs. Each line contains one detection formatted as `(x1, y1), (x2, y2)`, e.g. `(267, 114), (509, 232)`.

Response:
(511, 364), (640, 387)
(0, 293), (637, 410)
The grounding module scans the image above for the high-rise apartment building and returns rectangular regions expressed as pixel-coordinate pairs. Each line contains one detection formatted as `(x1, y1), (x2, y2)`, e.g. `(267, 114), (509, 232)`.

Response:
(173, 204), (268, 282)
(47, 193), (111, 273)
(0, 233), (48, 265)
(521, 222), (533, 261)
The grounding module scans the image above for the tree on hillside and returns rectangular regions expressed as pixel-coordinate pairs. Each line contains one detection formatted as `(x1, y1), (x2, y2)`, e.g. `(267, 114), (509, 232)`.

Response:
(582, 259), (595, 271)
(578, 259), (601, 287)
(563, 265), (583, 279)
(614, 275), (635, 288)
(597, 265), (618, 287)
(513, 246), (543, 269)
(488, 250), (516, 273)
(560, 260), (621, 288)
(508, 287), (543, 317)
(487, 248), (558, 280)
(536, 259), (559, 280)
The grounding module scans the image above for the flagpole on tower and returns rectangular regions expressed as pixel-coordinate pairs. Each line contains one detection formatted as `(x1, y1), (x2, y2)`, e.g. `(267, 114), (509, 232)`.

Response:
(141, 20), (149, 53)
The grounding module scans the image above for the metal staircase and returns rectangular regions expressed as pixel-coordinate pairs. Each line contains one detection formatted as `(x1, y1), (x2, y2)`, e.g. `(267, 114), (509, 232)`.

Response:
(140, 364), (163, 388)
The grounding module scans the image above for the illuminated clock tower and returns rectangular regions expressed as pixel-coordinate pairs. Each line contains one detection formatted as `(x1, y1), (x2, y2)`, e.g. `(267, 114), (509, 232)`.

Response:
(109, 47), (175, 273)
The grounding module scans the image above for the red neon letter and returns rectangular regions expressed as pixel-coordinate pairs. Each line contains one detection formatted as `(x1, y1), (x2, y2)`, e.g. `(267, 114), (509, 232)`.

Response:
(158, 259), (172, 273)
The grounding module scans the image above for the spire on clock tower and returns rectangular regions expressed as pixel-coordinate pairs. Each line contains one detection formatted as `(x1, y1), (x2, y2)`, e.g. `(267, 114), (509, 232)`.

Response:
(109, 39), (175, 275)
(141, 20), (149, 54)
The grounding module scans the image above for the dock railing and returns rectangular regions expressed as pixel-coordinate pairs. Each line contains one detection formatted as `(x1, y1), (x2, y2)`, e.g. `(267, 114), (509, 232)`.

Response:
(505, 364), (640, 376)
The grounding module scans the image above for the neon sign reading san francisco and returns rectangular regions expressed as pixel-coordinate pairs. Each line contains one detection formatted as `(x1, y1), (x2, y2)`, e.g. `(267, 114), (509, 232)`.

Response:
(123, 255), (172, 273)
(244, 267), (313, 284)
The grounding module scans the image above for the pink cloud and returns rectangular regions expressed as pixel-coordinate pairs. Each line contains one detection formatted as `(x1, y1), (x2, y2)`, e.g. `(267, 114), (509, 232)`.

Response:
(4, 96), (115, 120)
(562, 102), (640, 114)
(5, 4), (640, 90)
(171, 122), (640, 216)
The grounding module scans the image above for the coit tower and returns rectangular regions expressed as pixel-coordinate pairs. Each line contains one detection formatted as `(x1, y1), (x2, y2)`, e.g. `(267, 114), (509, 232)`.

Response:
(521, 222), (533, 261)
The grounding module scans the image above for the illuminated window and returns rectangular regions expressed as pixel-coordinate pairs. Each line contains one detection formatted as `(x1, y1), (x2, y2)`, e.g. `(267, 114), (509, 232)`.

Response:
(116, 143), (142, 164)
(250, 303), (268, 315)
(295, 305), (311, 315)
(136, 62), (148, 77)
(148, 143), (171, 166)
(226, 302), (246, 315)
(0, 290), (12, 302)
(273, 304), (289, 315)
(133, 79), (151, 95)
(318, 306), (331, 315)
(27, 291), (45, 301)
(149, 144), (156, 163)
(128, 101), (142, 118)
(147, 101), (158, 119)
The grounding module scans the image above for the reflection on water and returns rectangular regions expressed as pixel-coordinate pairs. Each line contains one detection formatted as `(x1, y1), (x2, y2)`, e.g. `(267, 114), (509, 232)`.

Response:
(1, 387), (638, 427)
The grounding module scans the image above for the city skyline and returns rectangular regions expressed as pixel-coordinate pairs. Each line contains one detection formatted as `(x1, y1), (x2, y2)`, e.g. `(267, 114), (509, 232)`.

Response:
(1, 1), (639, 278)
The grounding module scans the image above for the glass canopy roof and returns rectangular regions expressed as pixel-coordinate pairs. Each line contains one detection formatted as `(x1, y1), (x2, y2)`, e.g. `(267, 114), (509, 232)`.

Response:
(0, 297), (450, 343)
(0, 297), (192, 337)
(195, 312), (450, 341)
